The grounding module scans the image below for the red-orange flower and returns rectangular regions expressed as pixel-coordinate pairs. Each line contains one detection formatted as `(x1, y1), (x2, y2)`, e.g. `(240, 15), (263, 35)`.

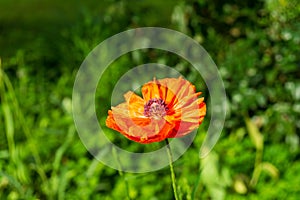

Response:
(106, 77), (206, 144)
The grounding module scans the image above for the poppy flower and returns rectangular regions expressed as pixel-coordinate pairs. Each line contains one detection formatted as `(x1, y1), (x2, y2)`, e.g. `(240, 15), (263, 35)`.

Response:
(106, 77), (206, 144)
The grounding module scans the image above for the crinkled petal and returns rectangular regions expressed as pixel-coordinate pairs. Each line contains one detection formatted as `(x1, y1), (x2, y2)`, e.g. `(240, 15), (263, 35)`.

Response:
(164, 96), (206, 137)
(106, 98), (151, 134)
(158, 77), (196, 106)
(106, 90), (176, 143)
(126, 119), (175, 143)
(141, 79), (163, 102)
(124, 91), (146, 118)
(106, 108), (175, 143)
(142, 77), (197, 110)
(106, 77), (206, 144)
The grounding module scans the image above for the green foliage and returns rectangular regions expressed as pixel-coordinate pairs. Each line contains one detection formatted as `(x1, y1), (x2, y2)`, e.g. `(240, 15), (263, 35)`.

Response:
(0, 0), (299, 199)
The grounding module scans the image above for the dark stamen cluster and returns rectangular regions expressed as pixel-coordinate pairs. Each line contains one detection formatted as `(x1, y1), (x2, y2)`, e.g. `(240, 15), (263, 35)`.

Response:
(144, 98), (168, 119)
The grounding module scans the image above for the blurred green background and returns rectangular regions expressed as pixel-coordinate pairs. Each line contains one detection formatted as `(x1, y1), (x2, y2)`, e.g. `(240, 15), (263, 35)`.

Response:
(0, 0), (299, 199)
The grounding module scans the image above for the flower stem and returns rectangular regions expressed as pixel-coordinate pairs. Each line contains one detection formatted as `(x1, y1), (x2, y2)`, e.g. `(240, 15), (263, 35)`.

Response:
(165, 139), (179, 200)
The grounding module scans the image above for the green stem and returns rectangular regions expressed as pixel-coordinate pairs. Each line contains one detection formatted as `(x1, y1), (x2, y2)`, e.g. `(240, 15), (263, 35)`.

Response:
(165, 139), (179, 200)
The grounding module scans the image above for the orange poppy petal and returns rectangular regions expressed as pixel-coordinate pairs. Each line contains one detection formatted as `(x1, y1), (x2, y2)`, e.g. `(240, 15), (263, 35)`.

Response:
(124, 91), (146, 118)
(126, 119), (175, 143)
(106, 77), (206, 144)
(106, 110), (125, 133)
(106, 110), (174, 143)
(164, 97), (206, 137)
(106, 98), (151, 134)
(141, 77), (198, 109)
(141, 80), (161, 102)
(141, 79), (177, 109)
(106, 91), (175, 143)
(165, 93), (205, 121)
(158, 77), (196, 105)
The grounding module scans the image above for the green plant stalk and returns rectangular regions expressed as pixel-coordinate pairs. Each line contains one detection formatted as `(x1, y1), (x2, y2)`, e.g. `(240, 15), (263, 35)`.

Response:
(165, 139), (179, 200)
(0, 65), (49, 193)
(250, 147), (263, 187)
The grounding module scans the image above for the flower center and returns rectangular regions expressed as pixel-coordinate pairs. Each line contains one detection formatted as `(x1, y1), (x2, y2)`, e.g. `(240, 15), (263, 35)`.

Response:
(144, 98), (168, 120)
